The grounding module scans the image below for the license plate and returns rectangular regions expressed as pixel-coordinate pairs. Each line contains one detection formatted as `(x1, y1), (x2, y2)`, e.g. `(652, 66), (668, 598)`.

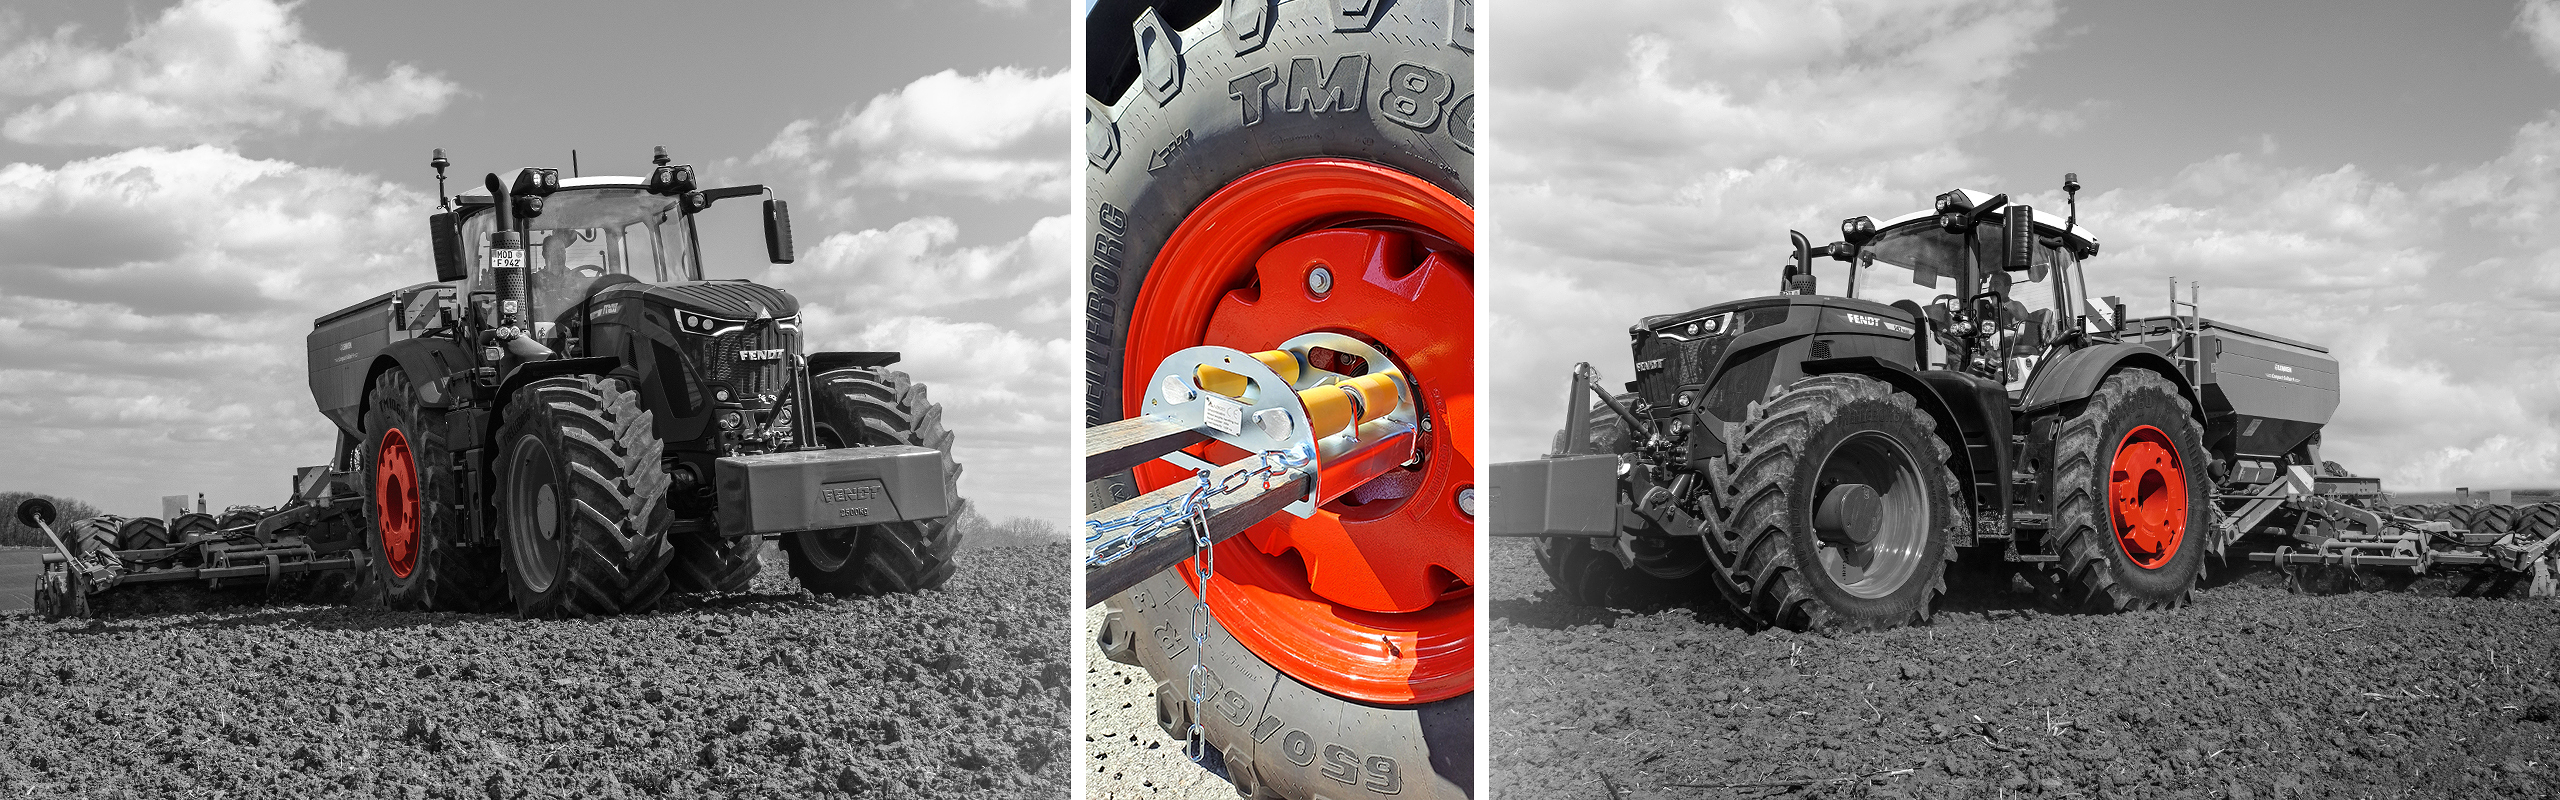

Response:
(817, 479), (890, 522)
(489, 248), (524, 270)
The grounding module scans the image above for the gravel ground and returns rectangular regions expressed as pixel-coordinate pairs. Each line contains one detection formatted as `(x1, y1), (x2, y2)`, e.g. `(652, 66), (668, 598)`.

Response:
(1490, 539), (2560, 799)
(0, 542), (1071, 799)
(1083, 605), (1235, 800)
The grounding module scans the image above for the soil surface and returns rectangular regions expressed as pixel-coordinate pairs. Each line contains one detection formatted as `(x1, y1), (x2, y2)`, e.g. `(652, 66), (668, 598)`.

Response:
(1491, 539), (2560, 800)
(1082, 605), (1237, 800)
(0, 543), (1071, 799)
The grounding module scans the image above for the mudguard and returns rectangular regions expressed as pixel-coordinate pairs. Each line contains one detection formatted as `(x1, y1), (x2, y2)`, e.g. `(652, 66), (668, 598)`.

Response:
(1801, 355), (1982, 495)
(376, 337), (476, 409)
(808, 351), (901, 374)
(2019, 343), (2200, 418)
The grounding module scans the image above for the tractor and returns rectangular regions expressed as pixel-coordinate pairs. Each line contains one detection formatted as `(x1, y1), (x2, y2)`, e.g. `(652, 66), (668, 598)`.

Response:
(296, 148), (965, 617)
(1493, 175), (2391, 630)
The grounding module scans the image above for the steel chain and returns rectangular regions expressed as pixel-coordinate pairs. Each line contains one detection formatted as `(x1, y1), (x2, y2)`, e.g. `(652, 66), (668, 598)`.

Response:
(1082, 447), (1309, 568)
(1184, 475), (1214, 763)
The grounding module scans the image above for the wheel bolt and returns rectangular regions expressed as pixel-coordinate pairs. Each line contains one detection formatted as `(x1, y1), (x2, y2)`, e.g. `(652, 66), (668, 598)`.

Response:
(1307, 265), (1333, 297)
(1456, 487), (1475, 517)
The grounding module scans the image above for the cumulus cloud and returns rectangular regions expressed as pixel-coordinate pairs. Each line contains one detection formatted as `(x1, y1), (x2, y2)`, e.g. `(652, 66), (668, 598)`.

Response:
(0, 0), (456, 146)
(0, 146), (429, 514)
(2522, 0), (2560, 73)
(744, 67), (1069, 205)
(1494, 0), (2560, 492)
(717, 66), (1072, 522)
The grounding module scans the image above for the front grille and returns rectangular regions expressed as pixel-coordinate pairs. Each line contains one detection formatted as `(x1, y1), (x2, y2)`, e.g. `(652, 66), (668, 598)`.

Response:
(691, 324), (795, 400)
(1631, 334), (1730, 411)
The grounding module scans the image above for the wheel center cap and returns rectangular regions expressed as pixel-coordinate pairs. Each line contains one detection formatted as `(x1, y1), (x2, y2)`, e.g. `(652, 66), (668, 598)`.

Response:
(1814, 483), (1883, 545)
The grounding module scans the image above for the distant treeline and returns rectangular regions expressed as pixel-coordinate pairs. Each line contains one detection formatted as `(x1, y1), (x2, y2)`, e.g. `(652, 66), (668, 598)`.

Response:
(951, 507), (1065, 550)
(0, 492), (104, 548)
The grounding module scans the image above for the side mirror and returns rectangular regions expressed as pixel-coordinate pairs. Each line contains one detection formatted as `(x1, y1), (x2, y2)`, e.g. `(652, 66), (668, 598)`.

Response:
(2006, 204), (2036, 271)
(430, 212), (466, 282)
(764, 199), (795, 264)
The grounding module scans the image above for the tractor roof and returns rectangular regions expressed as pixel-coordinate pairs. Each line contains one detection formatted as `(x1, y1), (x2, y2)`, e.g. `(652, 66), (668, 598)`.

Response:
(454, 176), (649, 204)
(1870, 189), (2098, 255)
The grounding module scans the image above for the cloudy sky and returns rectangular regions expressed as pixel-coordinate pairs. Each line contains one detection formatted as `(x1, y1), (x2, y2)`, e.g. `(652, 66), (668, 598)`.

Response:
(1490, 0), (2560, 493)
(0, 0), (1069, 521)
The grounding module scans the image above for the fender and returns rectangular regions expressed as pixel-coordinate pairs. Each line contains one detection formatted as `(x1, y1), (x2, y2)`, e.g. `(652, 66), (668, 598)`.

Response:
(370, 337), (477, 410)
(2019, 343), (2202, 419)
(1801, 355), (1986, 512)
(808, 351), (901, 375)
(493, 356), (624, 421)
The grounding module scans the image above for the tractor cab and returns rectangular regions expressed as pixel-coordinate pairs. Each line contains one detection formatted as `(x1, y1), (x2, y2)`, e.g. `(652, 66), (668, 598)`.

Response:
(1842, 197), (2099, 391)
(452, 179), (703, 327)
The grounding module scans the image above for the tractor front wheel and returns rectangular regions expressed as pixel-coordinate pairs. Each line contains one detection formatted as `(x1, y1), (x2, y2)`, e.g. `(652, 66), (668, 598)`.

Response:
(1705, 374), (1962, 631)
(2036, 369), (2212, 612)
(787, 367), (964, 596)
(494, 375), (674, 618)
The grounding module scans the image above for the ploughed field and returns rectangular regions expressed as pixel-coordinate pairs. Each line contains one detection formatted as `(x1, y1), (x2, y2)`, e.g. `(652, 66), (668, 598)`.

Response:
(1490, 540), (2560, 799)
(0, 543), (1071, 799)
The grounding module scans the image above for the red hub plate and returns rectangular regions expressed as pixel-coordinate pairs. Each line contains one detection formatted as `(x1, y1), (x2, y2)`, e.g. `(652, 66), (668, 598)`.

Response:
(1124, 159), (1473, 704)
(375, 428), (420, 580)
(2108, 424), (2187, 570)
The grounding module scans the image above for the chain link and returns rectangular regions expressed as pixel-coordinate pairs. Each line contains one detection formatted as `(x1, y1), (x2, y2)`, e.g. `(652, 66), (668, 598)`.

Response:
(1184, 479), (1213, 763)
(1083, 446), (1310, 568)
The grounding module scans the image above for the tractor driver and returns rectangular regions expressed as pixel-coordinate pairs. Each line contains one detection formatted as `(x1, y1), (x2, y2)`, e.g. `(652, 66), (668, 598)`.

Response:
(530, 228), (610, 320)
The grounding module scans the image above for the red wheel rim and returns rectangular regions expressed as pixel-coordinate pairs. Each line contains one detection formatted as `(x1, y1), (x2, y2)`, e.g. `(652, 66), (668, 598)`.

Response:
(375, 428), (420, 580)
(1124, 159), (1473, 704)
(2108, 425), (2187, 570)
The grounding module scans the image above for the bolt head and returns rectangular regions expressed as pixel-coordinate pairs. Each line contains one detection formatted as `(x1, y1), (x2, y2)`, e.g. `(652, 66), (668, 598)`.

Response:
(1254, 408), (1294, 440)
(1456, 487), (1475, 517)
(1307, 265), (1334, 296)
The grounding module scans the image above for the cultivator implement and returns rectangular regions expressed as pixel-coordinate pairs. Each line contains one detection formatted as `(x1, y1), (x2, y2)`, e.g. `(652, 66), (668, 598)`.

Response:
(2236, 471), (2560, 597)
(15, 466), (368, 620)
(1082, 335), (1418, 601)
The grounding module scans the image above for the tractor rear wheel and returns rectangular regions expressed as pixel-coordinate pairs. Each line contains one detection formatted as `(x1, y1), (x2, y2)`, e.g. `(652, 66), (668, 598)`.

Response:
(68, 516), (121, 555)
(1704, 374), (1961, 631)
(788, 368), (963, 596)
(1533, 398), (1716, 608)
(115, 517), (168, 551)
(2036, 370), (2211, 612)
(363, 369), (504, 612)
(494, 375), (674, 618)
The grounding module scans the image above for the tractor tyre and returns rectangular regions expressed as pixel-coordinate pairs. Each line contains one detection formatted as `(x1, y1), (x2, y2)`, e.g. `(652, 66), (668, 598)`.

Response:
(2472, 504), (2519, 537)
(67, 516), (121, 555)
(1087, 1), (1475, 796)
(363, 369), (504, 612)
(115, 517), (168, 551)
(668, 530), (768, 594)
(2036, 370), (2212, 612)
(32, 566), (85, 621)
(790, 367), (964, 596)
(494, 375), (674, 618)
(1701, 374), (1962, 632)
(217, 506), (265, 533)
(2518, 503), (2560, 539)
(1533, 398), (1716, 609)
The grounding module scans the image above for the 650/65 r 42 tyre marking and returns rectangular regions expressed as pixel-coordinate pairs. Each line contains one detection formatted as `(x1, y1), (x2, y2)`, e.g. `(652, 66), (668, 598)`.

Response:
(786, 367), (965, 596)
(1703, 374), (1962, 632)
(363, 368), (503, 612)
(1089, 1), (1473, 798)
(494, 375), (673, 618)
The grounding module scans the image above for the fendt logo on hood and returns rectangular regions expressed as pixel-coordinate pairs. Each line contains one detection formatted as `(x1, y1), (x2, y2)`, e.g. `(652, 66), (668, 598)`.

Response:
(1635, 358), (1665, 372)
(739, 349), (784, 362)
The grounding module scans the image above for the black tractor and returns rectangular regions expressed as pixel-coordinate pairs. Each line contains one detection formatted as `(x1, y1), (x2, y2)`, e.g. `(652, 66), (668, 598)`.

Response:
(1494, 175), (2343, 631)
(305, 148), (964, 616)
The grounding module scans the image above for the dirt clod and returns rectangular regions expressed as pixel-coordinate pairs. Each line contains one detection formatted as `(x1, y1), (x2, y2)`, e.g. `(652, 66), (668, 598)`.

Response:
(1492, 541), (2560, 799)
(0, 544), (1069, 799)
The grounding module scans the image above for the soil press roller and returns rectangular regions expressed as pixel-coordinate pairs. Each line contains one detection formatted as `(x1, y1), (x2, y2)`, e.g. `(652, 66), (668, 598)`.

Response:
(1492, 175), (2560, 632)
(22, 147), (967, 620)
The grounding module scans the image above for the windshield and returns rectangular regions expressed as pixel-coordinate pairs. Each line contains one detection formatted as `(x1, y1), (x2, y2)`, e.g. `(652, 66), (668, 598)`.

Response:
(1849, 221), (2083, 384)
(460, 187), (701, 321)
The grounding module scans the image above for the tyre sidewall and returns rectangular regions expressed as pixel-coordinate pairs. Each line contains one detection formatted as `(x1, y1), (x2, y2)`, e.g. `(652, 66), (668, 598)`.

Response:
(2081, 379), (2210, 599)
(1109, 569), (1470, 800)
(1085, 0), (1474, 434)
(1781, 390), (1955, 623)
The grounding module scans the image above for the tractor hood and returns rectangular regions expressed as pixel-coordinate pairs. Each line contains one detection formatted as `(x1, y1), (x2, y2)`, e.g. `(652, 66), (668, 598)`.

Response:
(619, 279), (798, 320)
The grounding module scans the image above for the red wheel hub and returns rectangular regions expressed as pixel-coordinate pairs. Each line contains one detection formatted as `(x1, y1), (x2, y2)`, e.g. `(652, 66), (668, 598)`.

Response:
(375, 428), (420, 580)
(2108, 425), (2187, 570)
(1124, 159), (1473, 704)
